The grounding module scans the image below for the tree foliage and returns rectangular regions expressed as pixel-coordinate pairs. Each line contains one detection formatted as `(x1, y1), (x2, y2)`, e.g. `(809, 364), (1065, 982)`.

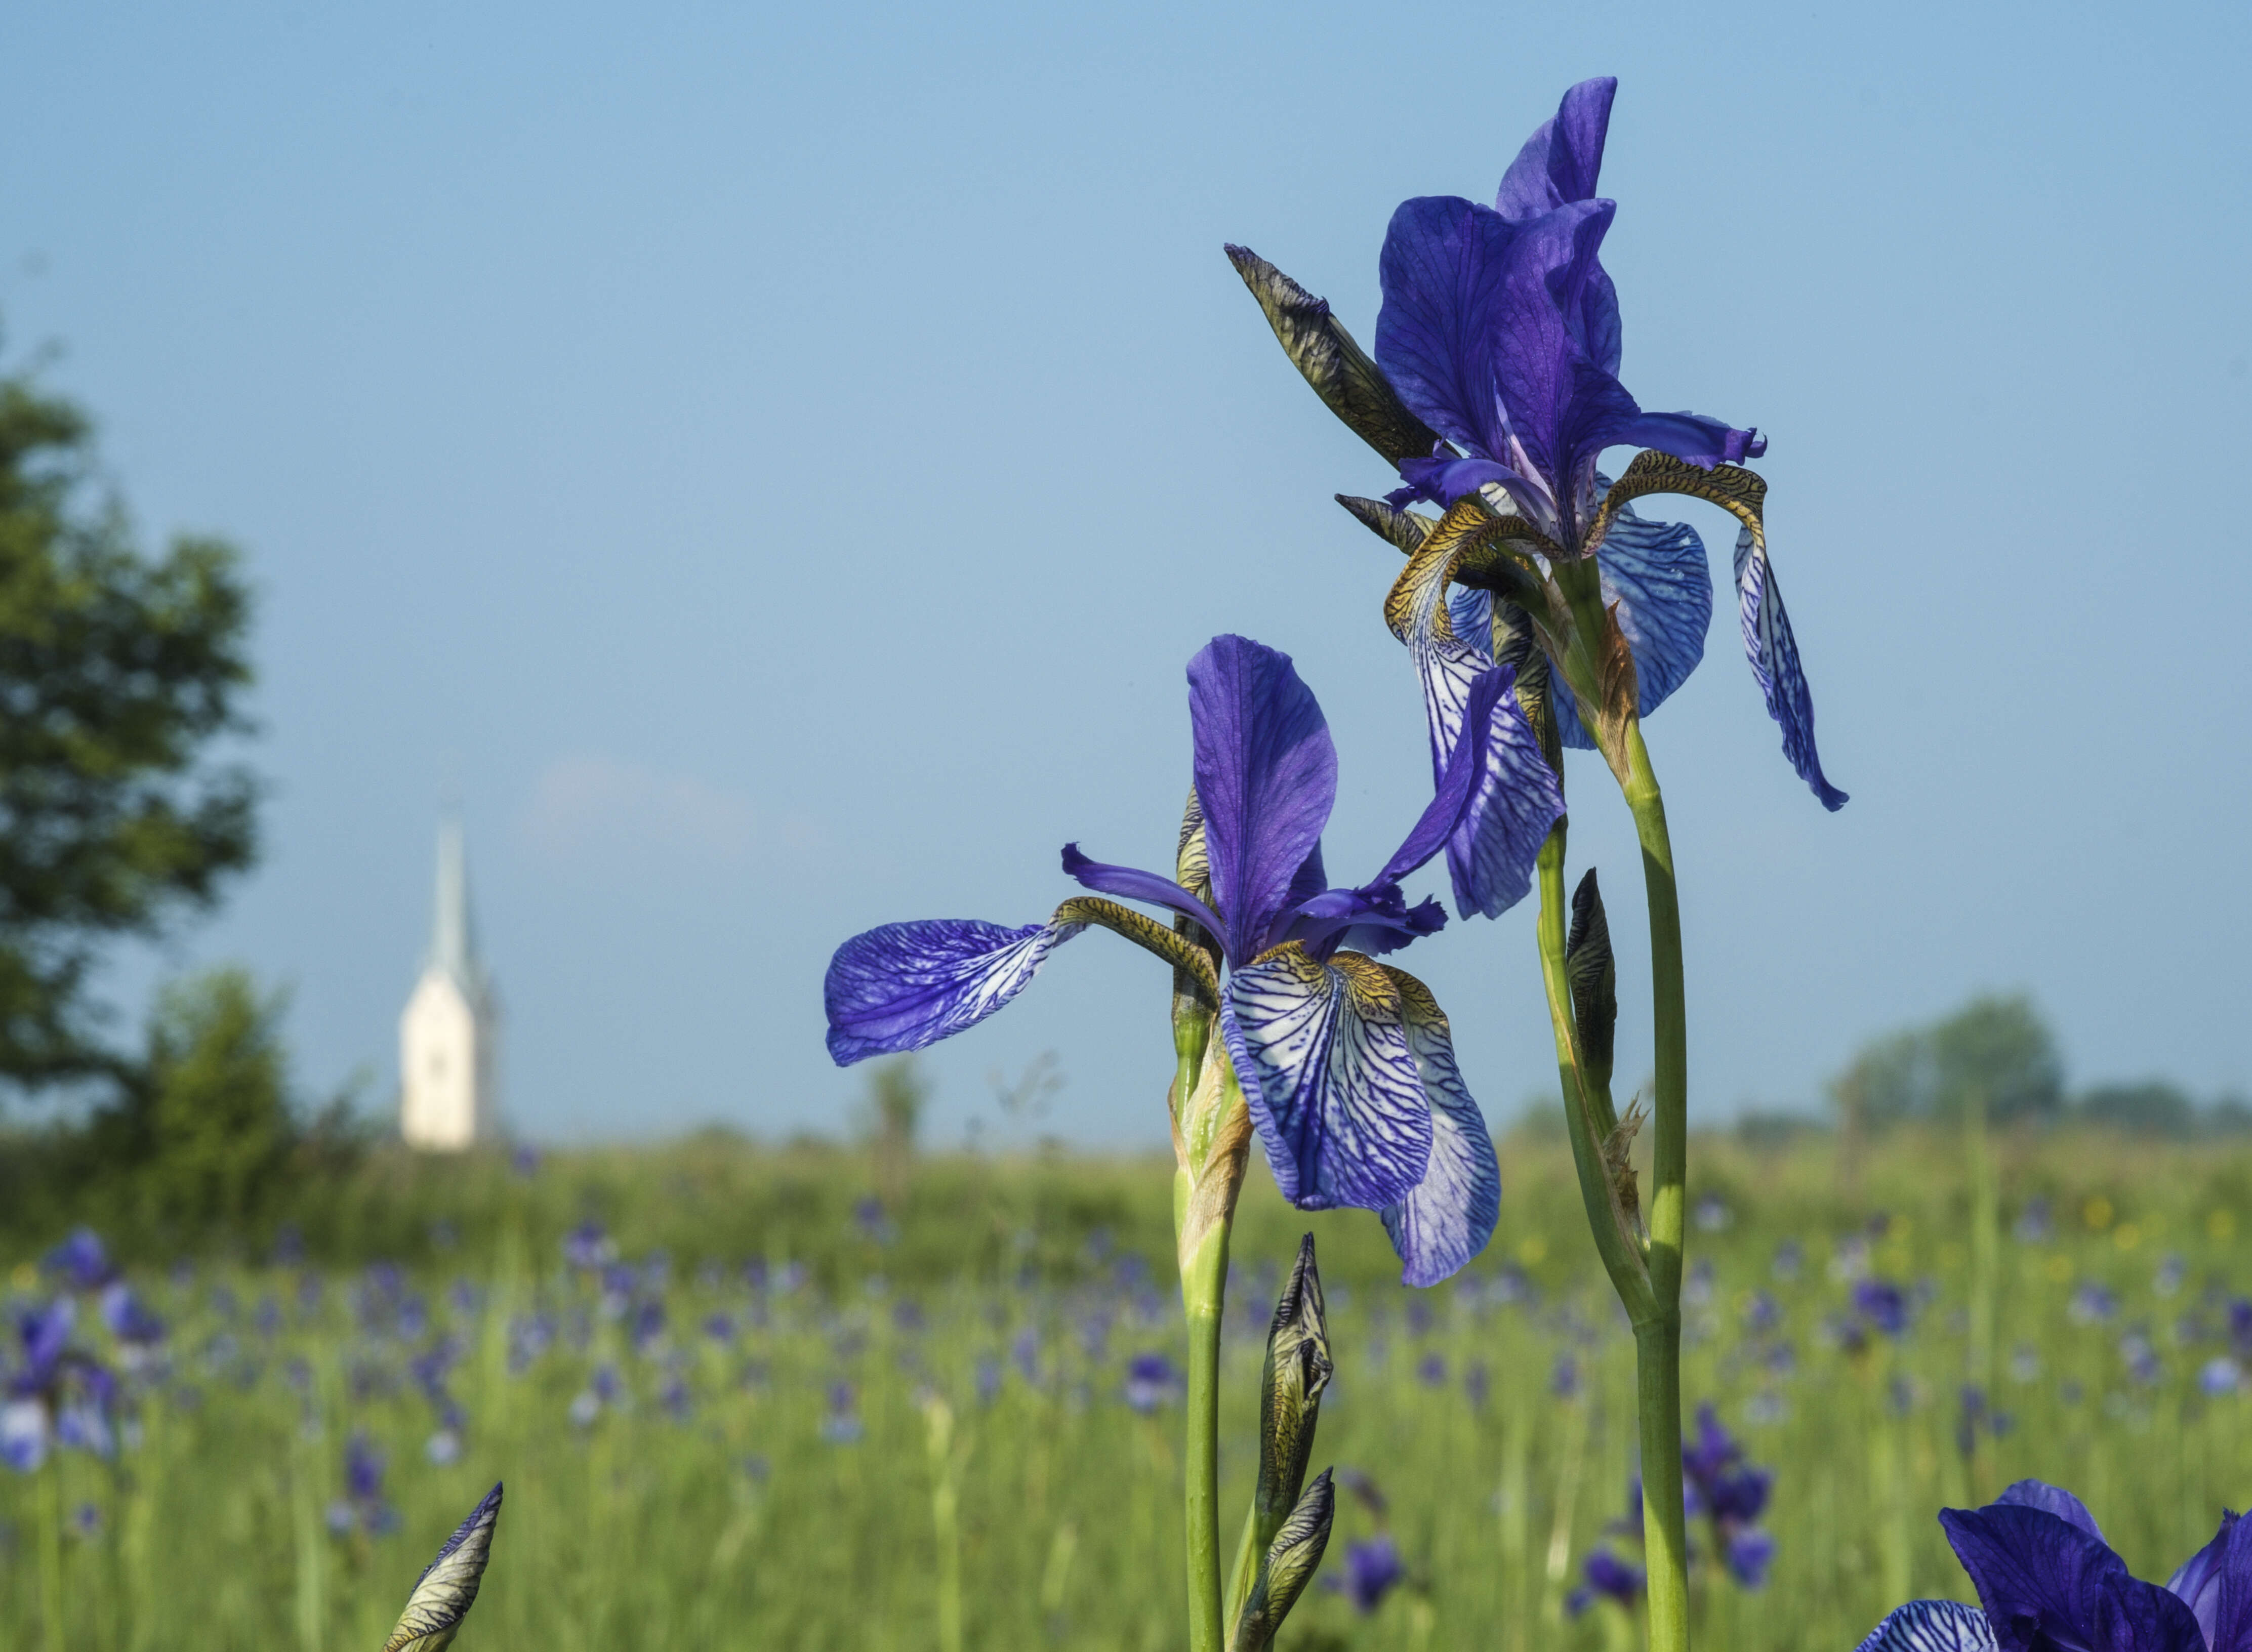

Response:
(0, 368), (257, 1092)
(1830, 993), (2065, 1129)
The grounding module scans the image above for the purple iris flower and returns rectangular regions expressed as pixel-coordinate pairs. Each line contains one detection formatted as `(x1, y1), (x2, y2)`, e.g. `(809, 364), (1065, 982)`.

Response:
(45, 1229), (115, 1293)
(826, 635), (1554, 1286)
(1681, 1403), (1776, 1589)
(1233, 78), (1842, 812)
(1123, 1351), (1184, 1415)
(1856, 1480), (2252, 1652)
(1332, 1535), (1407, 1614)
(1854, 1278), (1913, 1338)
(3, 1299), (117, 1473)
(1568, 1548), (1647, 1616)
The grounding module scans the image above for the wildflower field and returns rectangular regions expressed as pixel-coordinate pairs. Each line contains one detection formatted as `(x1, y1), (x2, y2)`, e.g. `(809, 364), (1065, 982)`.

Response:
(6, 1124), (2251, 1652)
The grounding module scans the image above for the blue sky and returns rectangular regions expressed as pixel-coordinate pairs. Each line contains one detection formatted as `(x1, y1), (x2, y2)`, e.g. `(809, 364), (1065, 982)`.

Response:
(2, 0), (2246, 1146)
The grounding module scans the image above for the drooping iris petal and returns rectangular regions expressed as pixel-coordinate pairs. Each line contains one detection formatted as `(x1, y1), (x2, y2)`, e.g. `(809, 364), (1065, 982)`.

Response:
(1940, 1504), (2205, 1652)
(1386, 514), (1566, 918)
(1369, 662), (1507, 888)
(1852, 1600), (1999, 1652)
(1188, 636), (1338, 965)
(1376, 967), (1498, 1286)
(825, 918), (1084, 1065)
(1553, 505), (1713, 749)
(1224, 946), (1434, 1212)
(1995, 1481), (2109, 1546)
(1735, 522), (1849, 811)
(1059, 844), (1225, 943)
(1392, 453), (1541, 513)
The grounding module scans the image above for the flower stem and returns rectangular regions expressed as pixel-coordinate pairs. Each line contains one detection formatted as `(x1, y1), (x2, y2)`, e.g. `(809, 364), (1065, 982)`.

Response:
(1179, 1183), (1232, 1652)
(39, 1453), (65, 1652)
(1532, 822), (1654, 1323)
(1174, 1036), (1249, 1652)
(1619, 718), (1690, 1652)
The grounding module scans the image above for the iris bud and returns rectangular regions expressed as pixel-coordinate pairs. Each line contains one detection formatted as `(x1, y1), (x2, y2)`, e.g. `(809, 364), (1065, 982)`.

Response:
(1566, 869), (1617, 1091)
(382, 1481), (502, 1652)
(1255, 1235), (1332, 1549)
(1230, 1469), (1335, 1652)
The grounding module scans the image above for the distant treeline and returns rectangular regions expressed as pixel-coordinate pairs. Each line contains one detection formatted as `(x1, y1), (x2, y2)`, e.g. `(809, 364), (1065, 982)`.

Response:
(1823, 992), (2243, 1139)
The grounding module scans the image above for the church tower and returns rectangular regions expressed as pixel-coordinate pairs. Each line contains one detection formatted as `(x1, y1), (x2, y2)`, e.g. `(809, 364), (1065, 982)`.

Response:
(399, 817), (500, 1150)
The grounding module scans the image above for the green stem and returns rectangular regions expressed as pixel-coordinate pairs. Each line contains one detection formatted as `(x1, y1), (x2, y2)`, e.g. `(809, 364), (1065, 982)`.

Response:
(1619, 719), (1689, 1652)
(1179, 1187), (1232, 1652)
(1532, 823), (1654, 1323)
(39, 1453), (65, 1652)
(1635, 1319), (1690, 1652)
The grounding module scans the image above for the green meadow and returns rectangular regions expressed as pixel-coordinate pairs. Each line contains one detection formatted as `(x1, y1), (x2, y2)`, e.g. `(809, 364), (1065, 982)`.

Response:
(7, 1124), (2251, 1652)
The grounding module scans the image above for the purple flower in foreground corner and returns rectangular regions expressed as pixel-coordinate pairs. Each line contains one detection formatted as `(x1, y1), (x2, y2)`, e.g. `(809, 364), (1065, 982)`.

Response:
(826, 635), (1560, 1286)
(1854, 1479), (2250, 1652)
(1230, 78), (1844, 812)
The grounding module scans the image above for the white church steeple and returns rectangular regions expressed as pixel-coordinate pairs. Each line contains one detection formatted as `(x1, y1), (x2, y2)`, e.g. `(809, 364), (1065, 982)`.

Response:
(399, 816), (500, 1150)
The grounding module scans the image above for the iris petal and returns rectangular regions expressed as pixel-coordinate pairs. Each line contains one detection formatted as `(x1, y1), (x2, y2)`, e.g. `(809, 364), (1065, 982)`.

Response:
(1995, 1481), (2108, 1546)
(1494, 78), (1622, 377)
(1224, 946), (1434, 1212)
(1060, 844), (1226, 944)
(1375, 196), (1519, 469)
(2179, 1508), (2252, 1652)
(1851, 1601), (1999, 1652)
(1553, 504), (1713, 749)
(1189, 637), (1338, 965)
(1940, 1503), (2205, 1652)
(825, 918), (1082, 1066)
(1736, 522), (1848, 810)
(1375, 967), (1499, 1286)
(1385, 507), (1566, 918)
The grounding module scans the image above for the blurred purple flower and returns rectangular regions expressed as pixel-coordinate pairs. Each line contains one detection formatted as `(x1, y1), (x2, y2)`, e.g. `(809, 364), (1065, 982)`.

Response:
(1567, 1548), (1646, 1616)
(1852, 1278), (1911, 1338)
(1331, 1535), (1406, 1614)
(1124, 1352), (1184, 1415)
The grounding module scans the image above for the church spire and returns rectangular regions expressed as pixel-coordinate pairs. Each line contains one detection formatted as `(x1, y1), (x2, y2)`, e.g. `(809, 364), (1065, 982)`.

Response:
(428, 815), (482, 997)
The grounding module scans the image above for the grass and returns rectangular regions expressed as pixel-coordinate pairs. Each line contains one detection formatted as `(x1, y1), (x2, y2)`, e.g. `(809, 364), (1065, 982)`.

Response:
(4, 1122), (2251, 1650)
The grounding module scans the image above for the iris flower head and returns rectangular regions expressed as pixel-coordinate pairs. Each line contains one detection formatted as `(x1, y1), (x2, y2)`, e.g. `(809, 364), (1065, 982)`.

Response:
(1857, 1480), (2252, 1652)
(1229, 76), (1845, 812)
(825, 635), (1562, 1286)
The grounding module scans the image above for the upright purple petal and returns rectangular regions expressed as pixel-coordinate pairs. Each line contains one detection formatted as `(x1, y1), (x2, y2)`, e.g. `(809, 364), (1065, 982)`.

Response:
(1995, 1482), (2108, 1546)
(1494, 76), (1622, 376)
(1554, 505), (1713, 749)
(1377, 970), (1499, 1286)
(2178, 1509), (2252, 1652)
(1188, 637), (1338, 964)
(1940, 1503), (2204, 1652)
(1734, 525), (1848, 811)
(1495, 77), (1617, 221)
(1489, 198), (1641, 514)
(825, 918), (1083, 1065)
(1853, 1601), (2000, 1652)
(1224, 948), (1433, 1212)
(1059, 845), (1226, 944)
(1375, 197), (1520, 469)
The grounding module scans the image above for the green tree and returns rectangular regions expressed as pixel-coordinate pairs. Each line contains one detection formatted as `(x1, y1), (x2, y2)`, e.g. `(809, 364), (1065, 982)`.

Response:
(88, 967), (297, 1225)
(1830, 992), (2064, 1130)
(2077, 1080), (2199, 1138)
(0, 366), (257, 1092)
